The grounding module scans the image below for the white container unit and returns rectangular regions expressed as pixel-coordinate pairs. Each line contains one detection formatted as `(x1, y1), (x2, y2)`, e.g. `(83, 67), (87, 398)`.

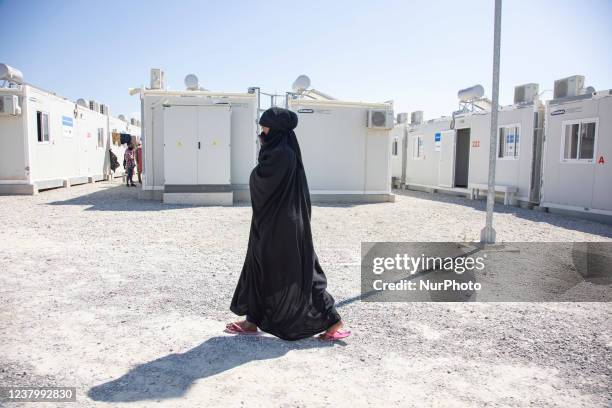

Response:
(450, 100), (545, 204)
(287, 98), (395, 203)
(0, 83), (138, 195)
(137, 89), (258, 205)
(73, 102), (109, 183)
(540, 89), (612, 219)
(404, 116), (453, 190)
(401, 96), (544, 205)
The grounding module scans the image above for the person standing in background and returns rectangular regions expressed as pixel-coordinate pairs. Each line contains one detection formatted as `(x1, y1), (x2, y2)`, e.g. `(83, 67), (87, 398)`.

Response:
(124, 143), (136, 187)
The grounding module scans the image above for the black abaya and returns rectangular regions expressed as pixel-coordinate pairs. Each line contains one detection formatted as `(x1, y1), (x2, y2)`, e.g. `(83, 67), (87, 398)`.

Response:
(230, 107), (341, 341)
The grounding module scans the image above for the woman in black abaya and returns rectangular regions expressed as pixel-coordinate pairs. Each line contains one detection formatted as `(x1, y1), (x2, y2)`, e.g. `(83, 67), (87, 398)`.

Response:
(226, 107), (349, 341)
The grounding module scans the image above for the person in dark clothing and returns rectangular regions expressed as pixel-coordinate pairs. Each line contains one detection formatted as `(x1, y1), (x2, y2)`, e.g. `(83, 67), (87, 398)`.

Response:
(124, 143), (136, 187)
(226, 107), (349, 341)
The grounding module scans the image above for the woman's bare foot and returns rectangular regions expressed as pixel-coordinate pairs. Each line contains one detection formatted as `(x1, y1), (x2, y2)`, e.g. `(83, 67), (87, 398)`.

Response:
(226, 320), (257, 332)
(325, 320), (344, 335)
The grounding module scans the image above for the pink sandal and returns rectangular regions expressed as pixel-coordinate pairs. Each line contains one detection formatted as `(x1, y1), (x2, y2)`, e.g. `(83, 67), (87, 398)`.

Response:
(224, 322), (260, 335)
(318, 329), (351, 341)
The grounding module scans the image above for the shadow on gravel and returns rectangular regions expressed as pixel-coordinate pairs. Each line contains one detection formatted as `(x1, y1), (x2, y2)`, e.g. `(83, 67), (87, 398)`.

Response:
(46, 182), (388, 211)
(47, 184), (215, 212)
(394, 189), (612, 238)
(87, 335), (343, 403)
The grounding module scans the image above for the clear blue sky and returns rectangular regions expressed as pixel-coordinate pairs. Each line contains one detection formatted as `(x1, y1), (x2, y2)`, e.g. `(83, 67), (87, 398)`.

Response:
(1, 0), (611, 120)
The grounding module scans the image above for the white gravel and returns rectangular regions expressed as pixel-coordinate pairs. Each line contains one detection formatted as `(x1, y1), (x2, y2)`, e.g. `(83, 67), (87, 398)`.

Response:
(1, 181), (610, 407)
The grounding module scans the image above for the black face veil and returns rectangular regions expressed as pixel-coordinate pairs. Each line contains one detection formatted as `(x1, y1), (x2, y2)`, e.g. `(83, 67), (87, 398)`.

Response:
(230, 107), (341, 340)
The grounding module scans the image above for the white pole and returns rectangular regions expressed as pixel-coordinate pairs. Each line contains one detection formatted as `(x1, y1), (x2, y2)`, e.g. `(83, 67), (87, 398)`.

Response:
(480, 0), (502, 244)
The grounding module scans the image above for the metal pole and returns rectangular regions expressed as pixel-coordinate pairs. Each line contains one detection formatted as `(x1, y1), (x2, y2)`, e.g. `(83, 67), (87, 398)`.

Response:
(480, 0), (502, 244)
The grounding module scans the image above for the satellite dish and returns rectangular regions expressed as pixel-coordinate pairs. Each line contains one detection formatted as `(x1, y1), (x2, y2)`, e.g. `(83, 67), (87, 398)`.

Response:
(292, 75), (311, 94)
(585, 86), (595, 94)
(76, 98), (88, 107)
(118, 114), (127, 122)
(185, 74), (199, 91)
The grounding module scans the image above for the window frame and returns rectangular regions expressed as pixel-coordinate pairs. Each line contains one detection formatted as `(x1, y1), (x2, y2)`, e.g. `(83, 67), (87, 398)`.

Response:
(36, 110), (50, 144)
(411, 135), (424, 160)
(560, 117), (599, 163)
(97, 128), (105, 148)
(497, 123), (521, 160)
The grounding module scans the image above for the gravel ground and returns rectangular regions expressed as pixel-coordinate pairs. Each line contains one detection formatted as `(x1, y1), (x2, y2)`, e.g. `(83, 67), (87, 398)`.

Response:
(0, 181), (610, 407)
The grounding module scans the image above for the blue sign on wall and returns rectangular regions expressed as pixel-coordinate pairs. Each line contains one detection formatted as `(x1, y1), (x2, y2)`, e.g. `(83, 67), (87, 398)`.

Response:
(434, 132), (441, 142)
(62, 116), (73, 127)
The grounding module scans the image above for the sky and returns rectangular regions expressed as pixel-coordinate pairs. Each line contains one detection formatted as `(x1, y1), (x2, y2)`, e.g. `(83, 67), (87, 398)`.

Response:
(1, 0), (611, 120)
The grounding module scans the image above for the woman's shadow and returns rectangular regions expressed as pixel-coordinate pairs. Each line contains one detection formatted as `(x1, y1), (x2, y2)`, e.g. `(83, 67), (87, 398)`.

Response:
(88, 335), (344, 403)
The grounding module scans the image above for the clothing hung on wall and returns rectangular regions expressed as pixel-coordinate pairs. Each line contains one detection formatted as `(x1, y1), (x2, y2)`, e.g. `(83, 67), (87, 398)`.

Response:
(111, 132), (121, 146)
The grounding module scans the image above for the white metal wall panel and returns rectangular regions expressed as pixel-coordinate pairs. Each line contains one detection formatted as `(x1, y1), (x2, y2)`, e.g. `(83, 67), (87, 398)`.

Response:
(292, 105), (367, 192)
(197, 106), (231, 185)
(542, 98), (599, 209)
(541, 93), (611, 213)
(163, 106), (198, 184)
(591, 96), (612, 211)
(0, 89), (26, 180)
(405, 118), (452, 186)
(365, 129), (391, 192)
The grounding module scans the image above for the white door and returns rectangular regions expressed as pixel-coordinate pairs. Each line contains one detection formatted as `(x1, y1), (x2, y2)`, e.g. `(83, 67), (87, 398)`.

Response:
(197, 106), (231, 185)
(163, 106), (198, 184)
(438, 129), (456, 187)
(76, 122), (90, 176)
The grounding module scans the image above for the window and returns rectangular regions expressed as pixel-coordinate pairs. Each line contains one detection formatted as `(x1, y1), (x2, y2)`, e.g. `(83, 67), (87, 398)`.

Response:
(392, 138), (398, 156)
(97, 128), (104, 148)
(412, 135), (423, 159)
(562, 120), (597, 161)
(36, 111), (50, 143)
(498, 125), (520, 158)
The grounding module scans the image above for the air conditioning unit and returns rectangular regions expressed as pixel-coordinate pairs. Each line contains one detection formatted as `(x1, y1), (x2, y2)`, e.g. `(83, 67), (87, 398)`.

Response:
(150, 68), (165, 90)
(554, 75), (584, 99)
(0, 95), (21, 116)
(396, 112), (408, 124)
(367, 109), (394, 129)
(514, 83), (539, 104)
(411, 111), (423, 125)
(89, 100), (100, 112)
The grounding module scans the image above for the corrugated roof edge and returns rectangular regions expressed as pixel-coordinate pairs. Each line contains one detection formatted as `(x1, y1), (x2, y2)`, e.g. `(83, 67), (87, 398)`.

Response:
(140, 89), (256, 98)
(289, 98), (392, 109)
